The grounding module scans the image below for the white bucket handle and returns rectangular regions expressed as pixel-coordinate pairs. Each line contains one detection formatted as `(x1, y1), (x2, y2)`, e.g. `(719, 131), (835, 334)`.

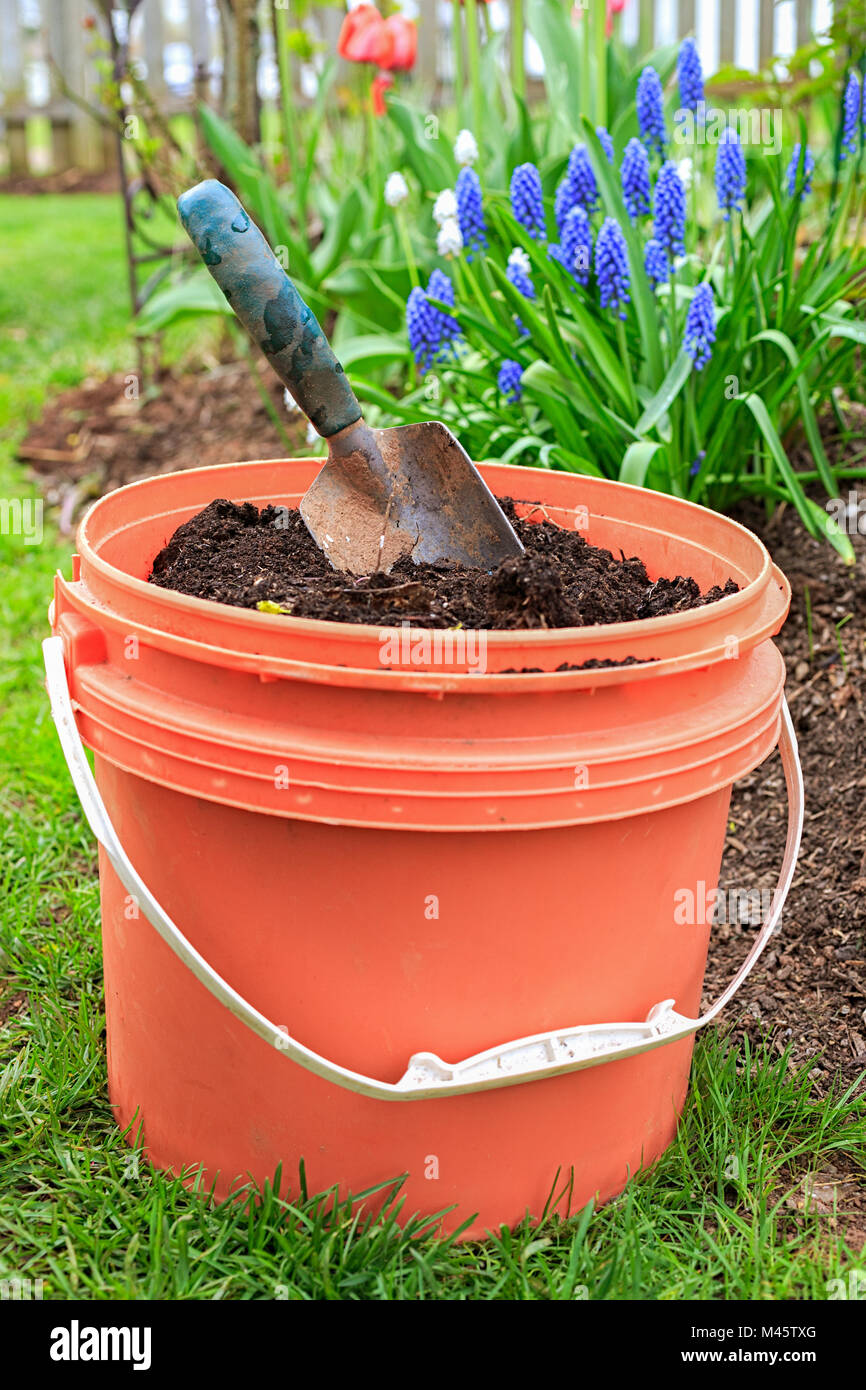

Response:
(44, 635), (803, 1103)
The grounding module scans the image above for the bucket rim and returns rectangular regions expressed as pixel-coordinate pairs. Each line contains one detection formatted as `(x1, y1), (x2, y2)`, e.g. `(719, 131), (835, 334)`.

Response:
(72, 460), (787, 684)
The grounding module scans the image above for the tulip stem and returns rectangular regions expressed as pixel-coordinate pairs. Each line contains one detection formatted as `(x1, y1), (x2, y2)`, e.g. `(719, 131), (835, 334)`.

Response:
(615, 319), (637, 417)
(452, 1), (464, 127)
(668, 263), (678, 360)
(465, 0), (484, 150)
(725, 217), (736, 301)
(580, 6), (591, 123)
(273, 1), (304, 242)
(686, 377), (701, 468)
(512, 0), (525, 105)
(593, 0), (607, 127)
(396, 208), (421, 291)
(364, 78), (382, 220)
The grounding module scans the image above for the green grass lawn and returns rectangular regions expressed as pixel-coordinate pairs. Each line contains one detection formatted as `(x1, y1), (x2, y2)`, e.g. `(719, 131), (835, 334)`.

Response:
(1, 193), (864, 1301)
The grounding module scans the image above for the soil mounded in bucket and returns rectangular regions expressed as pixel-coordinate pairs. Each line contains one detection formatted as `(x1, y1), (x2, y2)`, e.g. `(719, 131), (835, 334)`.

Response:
(149, 496), (738, 631)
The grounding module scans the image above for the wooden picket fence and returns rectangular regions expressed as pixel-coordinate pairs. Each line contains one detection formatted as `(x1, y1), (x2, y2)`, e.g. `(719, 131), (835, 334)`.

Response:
(0, 0), (831, 179)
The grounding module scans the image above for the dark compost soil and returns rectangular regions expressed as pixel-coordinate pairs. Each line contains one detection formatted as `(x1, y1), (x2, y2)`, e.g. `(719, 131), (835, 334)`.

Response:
(707, 497), (866, 1103)
(148, 496), (738, 630)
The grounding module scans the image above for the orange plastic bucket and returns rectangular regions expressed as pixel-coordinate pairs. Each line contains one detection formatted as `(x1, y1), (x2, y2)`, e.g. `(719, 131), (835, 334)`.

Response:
(45, 460), (801, 1238)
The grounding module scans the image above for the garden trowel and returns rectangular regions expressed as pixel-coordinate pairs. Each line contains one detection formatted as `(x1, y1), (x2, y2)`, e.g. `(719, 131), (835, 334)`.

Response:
(177, 180), (524, 575)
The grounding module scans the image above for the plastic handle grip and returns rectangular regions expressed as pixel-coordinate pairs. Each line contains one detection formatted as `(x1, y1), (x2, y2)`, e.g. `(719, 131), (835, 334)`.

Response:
(177, 179), (361, 438)
(44, 636), (803, 1103)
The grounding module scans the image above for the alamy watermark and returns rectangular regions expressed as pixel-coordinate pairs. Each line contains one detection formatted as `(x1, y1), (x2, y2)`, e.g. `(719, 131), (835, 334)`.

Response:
(0, 497), (42, 545)
(826, 490), (866, 535)
(49, 1321), (151, 1371)
(1, 1277), (44, 1300)
(379, 620), (487, 674)
(674, 103), (783, 155)
(674, 881), (782, 928)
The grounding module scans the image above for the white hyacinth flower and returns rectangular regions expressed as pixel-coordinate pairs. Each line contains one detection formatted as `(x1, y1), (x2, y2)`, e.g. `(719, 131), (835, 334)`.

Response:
(384, 171), (409, 207)
(433, 188), (458, 226)
(454, 128), (479, 167)
(677, 157), (694, 190)
(283, 388), (301, 416)
(437, 217), (463, 257)
(507, 247), (531, 275)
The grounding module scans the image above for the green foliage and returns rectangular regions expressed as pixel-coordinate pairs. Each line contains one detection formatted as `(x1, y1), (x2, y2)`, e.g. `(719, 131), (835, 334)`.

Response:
(377, 99), (866, 559)
(136, 2), (866, 558)
(139, 101), (414, 344)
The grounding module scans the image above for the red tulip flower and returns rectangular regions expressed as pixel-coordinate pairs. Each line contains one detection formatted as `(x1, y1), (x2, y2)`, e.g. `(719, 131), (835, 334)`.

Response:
(382, 14), (417, 72)
(337, 4), (416, 116)
(338, 4), (391, 66)
(371, 73), (394, 116)
(606, 0), (627, 37)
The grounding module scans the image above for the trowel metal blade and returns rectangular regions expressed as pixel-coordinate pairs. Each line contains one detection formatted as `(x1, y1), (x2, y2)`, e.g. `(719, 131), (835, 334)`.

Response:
(300, 420), (525, 575)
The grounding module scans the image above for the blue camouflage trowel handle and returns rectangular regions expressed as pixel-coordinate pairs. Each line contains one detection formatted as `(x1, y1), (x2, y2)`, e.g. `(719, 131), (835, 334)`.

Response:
(177, 179), (362, 439)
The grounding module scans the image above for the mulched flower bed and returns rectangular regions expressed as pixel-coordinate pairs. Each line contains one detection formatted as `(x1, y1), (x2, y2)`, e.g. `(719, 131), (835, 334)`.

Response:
(148, 495), (738, 629)
(707, 498), (865, 1100)
(17, 365), (306, 523)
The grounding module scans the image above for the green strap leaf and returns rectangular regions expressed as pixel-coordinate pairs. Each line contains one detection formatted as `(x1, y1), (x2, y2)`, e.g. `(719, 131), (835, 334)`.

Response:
(485, 257), (576, 379)
(331, 334), (409, 372)
(635, 350), (692, 435)
(619, 441), (664, 487)
(134, 271), (232, 335)
(815, 315), (866, 345)
(734, 392), (855, 564)
(542, 444), (606, 477)
(750, 328), (837, 499)
(524, 0), (585, 142)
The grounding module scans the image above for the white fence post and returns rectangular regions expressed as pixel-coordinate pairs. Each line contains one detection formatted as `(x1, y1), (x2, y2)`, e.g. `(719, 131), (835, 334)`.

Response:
(0, 0), (28, 175)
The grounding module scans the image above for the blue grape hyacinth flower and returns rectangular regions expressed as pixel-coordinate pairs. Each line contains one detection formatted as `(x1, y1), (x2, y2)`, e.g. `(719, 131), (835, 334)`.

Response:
(506, 247), (534, 299)
(841, 71), (861, 160)
(506, 248), (535, 334)
(549, 206), (593, 287)
(567, 145), (599, 212)
(456, 166), (487, 259)
(785, 143), (815, 199)
(406, 288), (438, 374)
(715, 128), (747, 220)
(594, 217), (631, 320)
(637, 66), (667, 157)
(621, 138), (651, 221)
(644, 238), (668, 289)
(653, 161), (686, 260)
(498, 359), (524, 403)
(406, 270), (461, 373)
(510, 163), (546, 240)
(554, 179), (574, 238)
(596, 126), (615, 164)
(677, 37), (704, 113)
(554, 145), (598, 233)
(684, 283), (716, 371)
